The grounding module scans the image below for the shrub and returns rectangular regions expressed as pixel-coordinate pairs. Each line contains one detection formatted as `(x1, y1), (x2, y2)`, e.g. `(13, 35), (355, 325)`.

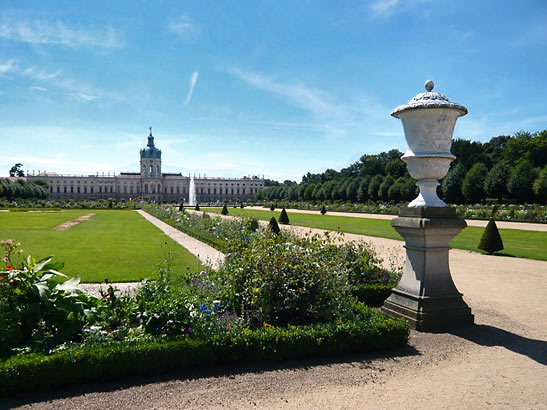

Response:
(268, 217), (280, 234)
(270, 203), (275, 211)
(195, 203), (200, 211)
(178, 202), (184, 212)
(320, 205), (327, 215)
(221, 204), (229, 215)
(478, 218), (504, 254)
(279, 208), (290, 224)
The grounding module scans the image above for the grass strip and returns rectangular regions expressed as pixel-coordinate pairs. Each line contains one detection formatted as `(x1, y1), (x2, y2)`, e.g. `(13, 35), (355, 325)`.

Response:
(203, 208), (547, 261)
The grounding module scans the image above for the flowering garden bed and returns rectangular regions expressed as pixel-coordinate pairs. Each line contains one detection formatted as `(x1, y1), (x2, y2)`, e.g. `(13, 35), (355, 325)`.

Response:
(0, 212), (408, 398)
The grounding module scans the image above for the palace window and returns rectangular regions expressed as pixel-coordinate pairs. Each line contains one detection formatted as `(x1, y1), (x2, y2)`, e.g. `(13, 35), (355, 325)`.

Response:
(170, 186), (174, 194)
(149, 165), (153, 174)
(50, 187), (53, 193)
(124, 186), (127, 193)
(91, 187), (94, 193)
(130, 186), (133, 194)
(84, 187), (87, 193)
(57, 187), (60, 193)
(70, 187), (74, 193)
(145, 184), (148, 194)
(64, 187), (67, 193)
(157, 184), (160, 193)
(176, 186), (180, 194)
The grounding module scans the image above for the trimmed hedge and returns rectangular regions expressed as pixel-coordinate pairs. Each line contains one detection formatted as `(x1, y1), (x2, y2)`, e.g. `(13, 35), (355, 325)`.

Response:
(352, 284), (395, 306)
(0, 309), (408, 397)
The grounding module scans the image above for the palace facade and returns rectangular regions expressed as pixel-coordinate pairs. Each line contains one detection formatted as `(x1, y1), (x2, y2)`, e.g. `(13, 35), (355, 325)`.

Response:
(27, 129), (264, 203)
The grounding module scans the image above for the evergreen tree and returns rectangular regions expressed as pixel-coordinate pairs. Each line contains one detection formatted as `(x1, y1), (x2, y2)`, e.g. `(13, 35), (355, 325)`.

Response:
(478, 218), (504, 255)
(346, 179), (359, 202)
(356, 176), (371, 203)
(279, 207), (290, 224)
(533, 167), (547, 203)
(195, 203), (200, 211)
(268, 217), (280, 234)
(462, 163), (488, 203)
(320, 204), (327, 215)
(378, 175), (394, 201)
(221, 204), (228, 215)
(240, 202), (244, 209)
(178, 202), (184, 211)
(270, 203), (275, 211)
(484, 162), (510, 200)
(507, 161), (538, 203)
(367, 175), (383, 201)
(441, 162), (466, 204)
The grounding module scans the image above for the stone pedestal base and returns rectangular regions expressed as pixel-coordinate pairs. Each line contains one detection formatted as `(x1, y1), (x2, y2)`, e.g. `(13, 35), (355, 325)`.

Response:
(381, 207), (474, 331)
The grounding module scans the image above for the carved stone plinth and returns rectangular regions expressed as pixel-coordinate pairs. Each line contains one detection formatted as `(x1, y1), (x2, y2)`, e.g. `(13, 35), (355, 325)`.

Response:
(382, 207), (474, 331)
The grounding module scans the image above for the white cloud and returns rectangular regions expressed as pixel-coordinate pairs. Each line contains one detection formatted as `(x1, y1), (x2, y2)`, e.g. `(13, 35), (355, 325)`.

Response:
(167, 15), (200, 41)
(0, 14), (121, 49)
(370, 0), (399, 18)
(30, 86), (47, 92)
(0, 59), (17, 75)
(184, 70), (199, 105)
(70, 92), (98, 102)
(226, 67), (345, 120)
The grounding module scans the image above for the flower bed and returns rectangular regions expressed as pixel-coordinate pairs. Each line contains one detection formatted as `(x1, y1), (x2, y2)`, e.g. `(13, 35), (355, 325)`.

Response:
(0, 215), (407, 397)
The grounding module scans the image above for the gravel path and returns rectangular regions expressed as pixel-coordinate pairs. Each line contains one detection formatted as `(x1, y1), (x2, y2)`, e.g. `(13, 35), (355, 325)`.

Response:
(245, 206), (547, 232)
(7, 211), (547, 409)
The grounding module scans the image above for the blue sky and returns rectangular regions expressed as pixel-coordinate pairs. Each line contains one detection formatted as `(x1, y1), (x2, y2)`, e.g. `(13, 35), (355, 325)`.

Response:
(1, 1), (546, 181)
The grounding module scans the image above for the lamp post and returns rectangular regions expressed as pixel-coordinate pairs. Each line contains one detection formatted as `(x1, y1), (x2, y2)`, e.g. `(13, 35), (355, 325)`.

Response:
(381, 80), (474, 331)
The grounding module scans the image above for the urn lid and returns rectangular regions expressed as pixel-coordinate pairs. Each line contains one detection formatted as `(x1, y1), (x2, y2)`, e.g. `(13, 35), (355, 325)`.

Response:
(391, 80), (468, 118)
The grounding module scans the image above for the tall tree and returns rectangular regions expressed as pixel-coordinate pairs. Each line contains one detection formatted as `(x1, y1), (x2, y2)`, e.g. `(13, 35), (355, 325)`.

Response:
(441, 163), (466, 204)
(484, 163), (510, 200)
(507, 161), (538, 203)
(9, 163), (25, 177)
(462, 163), (488, 203)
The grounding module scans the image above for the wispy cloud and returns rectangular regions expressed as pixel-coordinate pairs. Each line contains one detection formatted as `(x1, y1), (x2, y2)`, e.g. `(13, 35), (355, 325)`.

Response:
(0, 14), (120, 49)
(0, 59), (17, 76)
(184, 70), (199, 105)
(226, 67), (346, 120)
(30, 86), (47, 92)
(370, 0), (399, 18)
(368, 0), (437, 19)
(167, 15), (200, 41)
(70, 92), (98, 102)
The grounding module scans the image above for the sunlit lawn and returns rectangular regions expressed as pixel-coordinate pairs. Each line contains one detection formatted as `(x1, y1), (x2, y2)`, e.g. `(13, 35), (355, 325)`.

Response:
(202, 207), (547, 261)
(0, 210), (203, 282)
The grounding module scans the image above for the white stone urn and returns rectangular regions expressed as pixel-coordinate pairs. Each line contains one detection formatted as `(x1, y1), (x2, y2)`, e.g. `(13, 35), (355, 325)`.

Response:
(391, 80), (467, 207)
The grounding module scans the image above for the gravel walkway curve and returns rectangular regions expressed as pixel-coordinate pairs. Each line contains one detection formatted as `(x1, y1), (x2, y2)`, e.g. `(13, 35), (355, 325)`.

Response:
(7, 211), (547, 409)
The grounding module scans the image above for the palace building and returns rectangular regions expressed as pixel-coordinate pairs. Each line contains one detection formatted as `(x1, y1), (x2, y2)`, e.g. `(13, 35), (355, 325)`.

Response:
(27, 129), (264, 203)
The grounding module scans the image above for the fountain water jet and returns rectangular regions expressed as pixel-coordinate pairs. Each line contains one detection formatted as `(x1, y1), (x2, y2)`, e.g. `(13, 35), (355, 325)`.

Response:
(188, 174), (196, 206)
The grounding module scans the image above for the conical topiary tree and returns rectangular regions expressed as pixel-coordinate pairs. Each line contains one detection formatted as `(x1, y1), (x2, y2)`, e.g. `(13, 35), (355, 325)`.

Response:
(320, 204), (327, 215)
(195, 203), (200, 211)
(178, 202), (184, 212)
(221, 204), (229, 215)
(270, 203), (275, 211)
(279, 207), (290, 225)
(478, 207), (504, 255)
(268, 217), (280, 234)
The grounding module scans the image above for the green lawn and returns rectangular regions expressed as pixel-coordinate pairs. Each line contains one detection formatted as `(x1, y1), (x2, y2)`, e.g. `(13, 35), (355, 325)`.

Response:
(0, 210), (203, 282)
(203, 207), (547, 261)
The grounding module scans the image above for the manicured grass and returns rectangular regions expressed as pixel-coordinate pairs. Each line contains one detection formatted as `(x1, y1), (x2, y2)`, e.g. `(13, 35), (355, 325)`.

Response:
(203, 208), (547, 261)
(0, 210), (203, 282)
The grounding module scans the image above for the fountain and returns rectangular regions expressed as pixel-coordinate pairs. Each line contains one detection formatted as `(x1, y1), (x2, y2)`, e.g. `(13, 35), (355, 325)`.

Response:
(188, 174), (196, 206)
(381, 80), (474, 331)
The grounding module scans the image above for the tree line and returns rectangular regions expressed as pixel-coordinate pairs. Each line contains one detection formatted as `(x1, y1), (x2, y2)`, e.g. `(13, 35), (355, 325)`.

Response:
(256, 130), (547, 205)
(0, 178), (49, 200)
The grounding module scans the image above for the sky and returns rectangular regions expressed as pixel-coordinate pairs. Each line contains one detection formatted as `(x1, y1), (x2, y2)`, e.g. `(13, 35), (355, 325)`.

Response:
(1, 1), (546, 182)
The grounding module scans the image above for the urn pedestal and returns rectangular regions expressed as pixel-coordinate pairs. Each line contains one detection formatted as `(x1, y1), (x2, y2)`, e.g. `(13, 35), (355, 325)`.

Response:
(381, 207), (474, 331)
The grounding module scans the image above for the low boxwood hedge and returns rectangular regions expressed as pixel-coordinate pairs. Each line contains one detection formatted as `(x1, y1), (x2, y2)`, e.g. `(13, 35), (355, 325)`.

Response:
(352, 284), (395, 306)
(0, 309), (408, 398)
